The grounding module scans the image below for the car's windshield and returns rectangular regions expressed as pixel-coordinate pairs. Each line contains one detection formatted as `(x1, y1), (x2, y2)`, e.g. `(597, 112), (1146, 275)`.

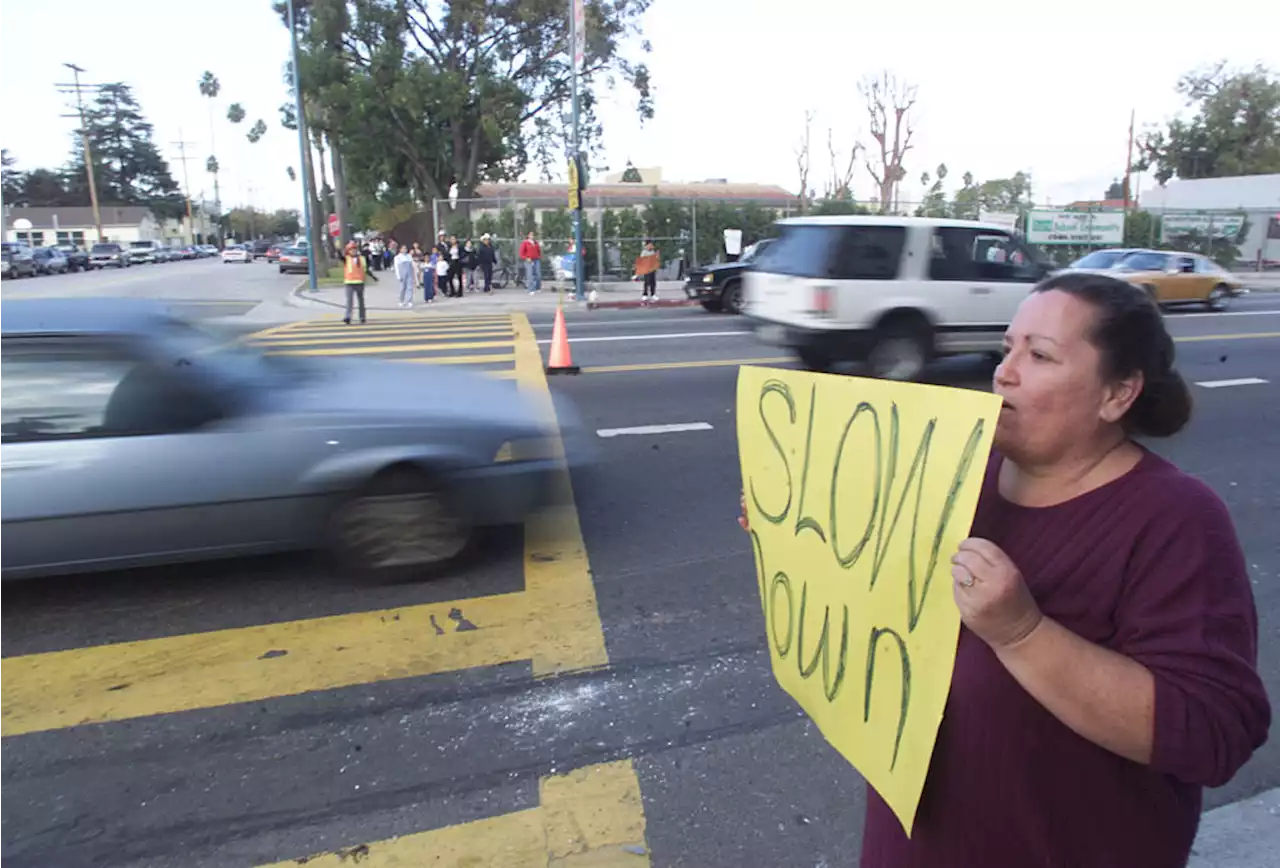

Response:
(1070, 250), (1130, 269)
(1116, 251), (1169, 272)
(92, 244), (119, 253)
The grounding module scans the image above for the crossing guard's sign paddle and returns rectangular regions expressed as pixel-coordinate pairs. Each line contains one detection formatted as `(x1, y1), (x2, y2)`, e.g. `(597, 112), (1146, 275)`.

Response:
(736, 366), (1000, 835)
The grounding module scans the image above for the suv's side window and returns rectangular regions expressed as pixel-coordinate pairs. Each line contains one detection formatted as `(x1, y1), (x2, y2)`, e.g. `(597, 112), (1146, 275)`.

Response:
(828, 226), (905, 280)
(930, 228), (1040, 282)
(1, 338), (218, 443)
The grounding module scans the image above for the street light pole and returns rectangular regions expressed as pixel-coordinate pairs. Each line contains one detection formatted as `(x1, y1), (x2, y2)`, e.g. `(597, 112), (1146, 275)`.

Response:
(287, 0), (318, 291)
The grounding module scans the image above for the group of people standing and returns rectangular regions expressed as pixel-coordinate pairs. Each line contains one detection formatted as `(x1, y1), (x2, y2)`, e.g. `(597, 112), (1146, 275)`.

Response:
(386, 232), (500, 309)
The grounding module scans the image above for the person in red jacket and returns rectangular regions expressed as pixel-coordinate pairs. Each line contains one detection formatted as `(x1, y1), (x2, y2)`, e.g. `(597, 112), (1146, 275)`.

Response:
(518, 231), (542, 294)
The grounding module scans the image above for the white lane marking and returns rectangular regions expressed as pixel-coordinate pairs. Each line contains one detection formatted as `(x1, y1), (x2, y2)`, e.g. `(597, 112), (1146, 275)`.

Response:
(537, 330), (751, 345)
(1170, 310), (1280, 319)
(534, 315), (713, 329)
(596, 422), (714, 438)
(1192, 376), (1264, 386)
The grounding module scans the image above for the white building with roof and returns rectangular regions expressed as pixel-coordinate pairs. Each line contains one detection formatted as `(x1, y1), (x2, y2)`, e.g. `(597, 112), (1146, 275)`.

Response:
(1140, 173), (1280, 266)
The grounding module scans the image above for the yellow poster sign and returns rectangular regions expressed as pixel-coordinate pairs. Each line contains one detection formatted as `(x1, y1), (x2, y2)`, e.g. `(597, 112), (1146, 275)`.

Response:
(736, 366), (1000, 835)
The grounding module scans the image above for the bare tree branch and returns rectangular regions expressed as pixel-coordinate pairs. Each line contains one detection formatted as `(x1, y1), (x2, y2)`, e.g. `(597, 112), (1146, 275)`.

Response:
(859, 71), (917, 212)
(826, 127), (860, 199)
(795, 109), (814, 213)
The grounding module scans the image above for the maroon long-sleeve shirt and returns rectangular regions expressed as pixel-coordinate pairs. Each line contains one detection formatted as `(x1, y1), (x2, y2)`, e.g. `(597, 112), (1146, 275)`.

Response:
(861, 448), (1270, 868)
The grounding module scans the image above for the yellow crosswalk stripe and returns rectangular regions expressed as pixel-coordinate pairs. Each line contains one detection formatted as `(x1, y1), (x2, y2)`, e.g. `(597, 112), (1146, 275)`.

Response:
(256, 760), (649, 868)
(248, 329), (514, 347)
(242, 315), (522, 378)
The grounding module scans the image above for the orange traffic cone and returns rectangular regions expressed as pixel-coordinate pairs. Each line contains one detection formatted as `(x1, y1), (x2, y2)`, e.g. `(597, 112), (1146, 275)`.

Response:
(545, 304), (580, 375)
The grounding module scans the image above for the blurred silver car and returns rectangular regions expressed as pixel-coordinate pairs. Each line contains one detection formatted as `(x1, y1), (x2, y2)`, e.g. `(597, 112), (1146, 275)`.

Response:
(1, 299), (573, 581)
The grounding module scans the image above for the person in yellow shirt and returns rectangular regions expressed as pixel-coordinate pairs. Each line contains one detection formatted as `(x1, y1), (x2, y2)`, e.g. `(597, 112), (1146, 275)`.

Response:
(342, 240), (378, 324)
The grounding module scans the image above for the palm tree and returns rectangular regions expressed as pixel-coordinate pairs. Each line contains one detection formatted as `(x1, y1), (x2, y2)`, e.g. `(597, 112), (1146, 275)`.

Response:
(198, 71), (222, 215)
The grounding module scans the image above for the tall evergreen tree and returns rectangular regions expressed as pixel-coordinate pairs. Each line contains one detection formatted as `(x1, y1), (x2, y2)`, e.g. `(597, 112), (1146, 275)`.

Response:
(64, 84), (185, 218)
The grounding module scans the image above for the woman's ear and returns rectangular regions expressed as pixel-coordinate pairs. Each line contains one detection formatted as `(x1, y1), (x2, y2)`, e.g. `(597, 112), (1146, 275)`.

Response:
(1099, 370), (1144, 424)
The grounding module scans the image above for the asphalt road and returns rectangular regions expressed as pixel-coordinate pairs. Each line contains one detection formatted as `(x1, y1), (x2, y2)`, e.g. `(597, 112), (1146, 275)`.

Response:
(0, 255), (289, 318)
(2, 282), (1278, 866)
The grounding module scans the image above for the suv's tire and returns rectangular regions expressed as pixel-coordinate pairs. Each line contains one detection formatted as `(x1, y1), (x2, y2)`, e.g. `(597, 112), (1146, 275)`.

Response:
(700, 299), (723, 313)
(721, 279), (744, 314)
(1206, 283), (1230, 312)
(797, 346), (834, 372)
(868, 317), (932, 381)
(330, 467), (473, 581)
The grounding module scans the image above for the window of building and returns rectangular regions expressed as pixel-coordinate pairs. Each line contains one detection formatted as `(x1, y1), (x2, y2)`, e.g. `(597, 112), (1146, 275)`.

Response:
(55, 231), (87, 247)
(16, 231), (45, 247)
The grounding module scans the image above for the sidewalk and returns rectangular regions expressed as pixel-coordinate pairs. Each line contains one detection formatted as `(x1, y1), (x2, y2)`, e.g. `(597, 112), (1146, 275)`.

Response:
(1237, 271), (1280, 292)
(285, 277), (696, 317)
(1188, 786), (1280, 867)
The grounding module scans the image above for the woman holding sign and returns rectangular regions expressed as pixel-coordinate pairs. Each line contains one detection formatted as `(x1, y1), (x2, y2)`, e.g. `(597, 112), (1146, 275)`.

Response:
(742, 272), (1270, 867)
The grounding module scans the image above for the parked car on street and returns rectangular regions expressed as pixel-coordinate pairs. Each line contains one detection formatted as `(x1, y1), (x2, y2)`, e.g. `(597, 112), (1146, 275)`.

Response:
(278, 246), (310, 274)
(1067, 247), (1246, 311)
(31, 247), (70, 275)
(54, 245), (91, 272)
(684, 238), (776, 314)
(250, 240), (273, 260)
(2, 243), (39, 278)
(129, 240), (165, 264)
(0, 298), (579, 581)
(221, 244), (252, 264)
(89, 243), (131, 269)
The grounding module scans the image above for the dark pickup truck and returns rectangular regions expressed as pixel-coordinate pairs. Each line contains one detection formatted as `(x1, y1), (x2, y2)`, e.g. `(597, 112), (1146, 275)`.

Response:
(683, 238), (775, 314)
(54, 245), (90, 272)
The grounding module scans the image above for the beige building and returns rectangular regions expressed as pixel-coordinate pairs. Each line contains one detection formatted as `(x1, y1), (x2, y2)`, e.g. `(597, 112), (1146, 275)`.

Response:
(5, 205), (218, 247)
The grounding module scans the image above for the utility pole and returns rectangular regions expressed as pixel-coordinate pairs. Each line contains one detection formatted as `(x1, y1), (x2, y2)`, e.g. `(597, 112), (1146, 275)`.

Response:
(172, 130), (197, 244)
(0, 144), (7, 243)
(569, 0), (585, 301)
(1123, 109), (1136, 211)
(57, 63), (104, 243)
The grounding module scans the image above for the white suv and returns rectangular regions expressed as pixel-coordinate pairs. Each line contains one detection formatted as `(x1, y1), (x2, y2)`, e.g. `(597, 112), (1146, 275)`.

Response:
(744, 215), (1052, 380)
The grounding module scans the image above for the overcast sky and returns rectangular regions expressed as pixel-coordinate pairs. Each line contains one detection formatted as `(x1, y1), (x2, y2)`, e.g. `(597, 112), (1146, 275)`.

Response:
(3, 0), (1278, 214)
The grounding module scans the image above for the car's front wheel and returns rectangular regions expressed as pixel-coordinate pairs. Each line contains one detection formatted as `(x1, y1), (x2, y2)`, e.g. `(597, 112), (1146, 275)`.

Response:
(330, 467), (473, 580)
(721, 279), (744, 314)
(1206, 283), (1231, 312)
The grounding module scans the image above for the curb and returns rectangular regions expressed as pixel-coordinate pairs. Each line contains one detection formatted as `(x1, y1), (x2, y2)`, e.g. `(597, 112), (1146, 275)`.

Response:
(587, 298), (696, 311)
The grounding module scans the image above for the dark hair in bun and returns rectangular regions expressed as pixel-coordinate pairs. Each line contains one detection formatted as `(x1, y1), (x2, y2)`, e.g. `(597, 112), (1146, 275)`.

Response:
(1033, 272), (1192, 438)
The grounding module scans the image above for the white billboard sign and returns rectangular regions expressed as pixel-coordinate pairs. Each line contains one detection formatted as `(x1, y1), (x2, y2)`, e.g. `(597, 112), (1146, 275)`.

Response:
(1026, 210), (1125, 246)
(1160, 211), (1246, 242)
(979, 211), (1019, 232)
(724, 229), (743, 256)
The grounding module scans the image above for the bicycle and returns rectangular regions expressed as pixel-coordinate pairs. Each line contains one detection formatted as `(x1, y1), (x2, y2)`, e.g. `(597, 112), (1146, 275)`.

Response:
(492, 263), (524, 290)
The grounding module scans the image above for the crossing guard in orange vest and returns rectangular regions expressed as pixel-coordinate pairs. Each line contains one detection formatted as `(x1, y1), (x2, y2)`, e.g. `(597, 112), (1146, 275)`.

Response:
(343, 240), (378, 324)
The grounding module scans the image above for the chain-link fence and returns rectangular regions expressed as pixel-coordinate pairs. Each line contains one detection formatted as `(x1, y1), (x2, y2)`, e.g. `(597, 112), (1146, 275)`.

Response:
(390, 194), (1271, 276)
(416, 194), (799, 281)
